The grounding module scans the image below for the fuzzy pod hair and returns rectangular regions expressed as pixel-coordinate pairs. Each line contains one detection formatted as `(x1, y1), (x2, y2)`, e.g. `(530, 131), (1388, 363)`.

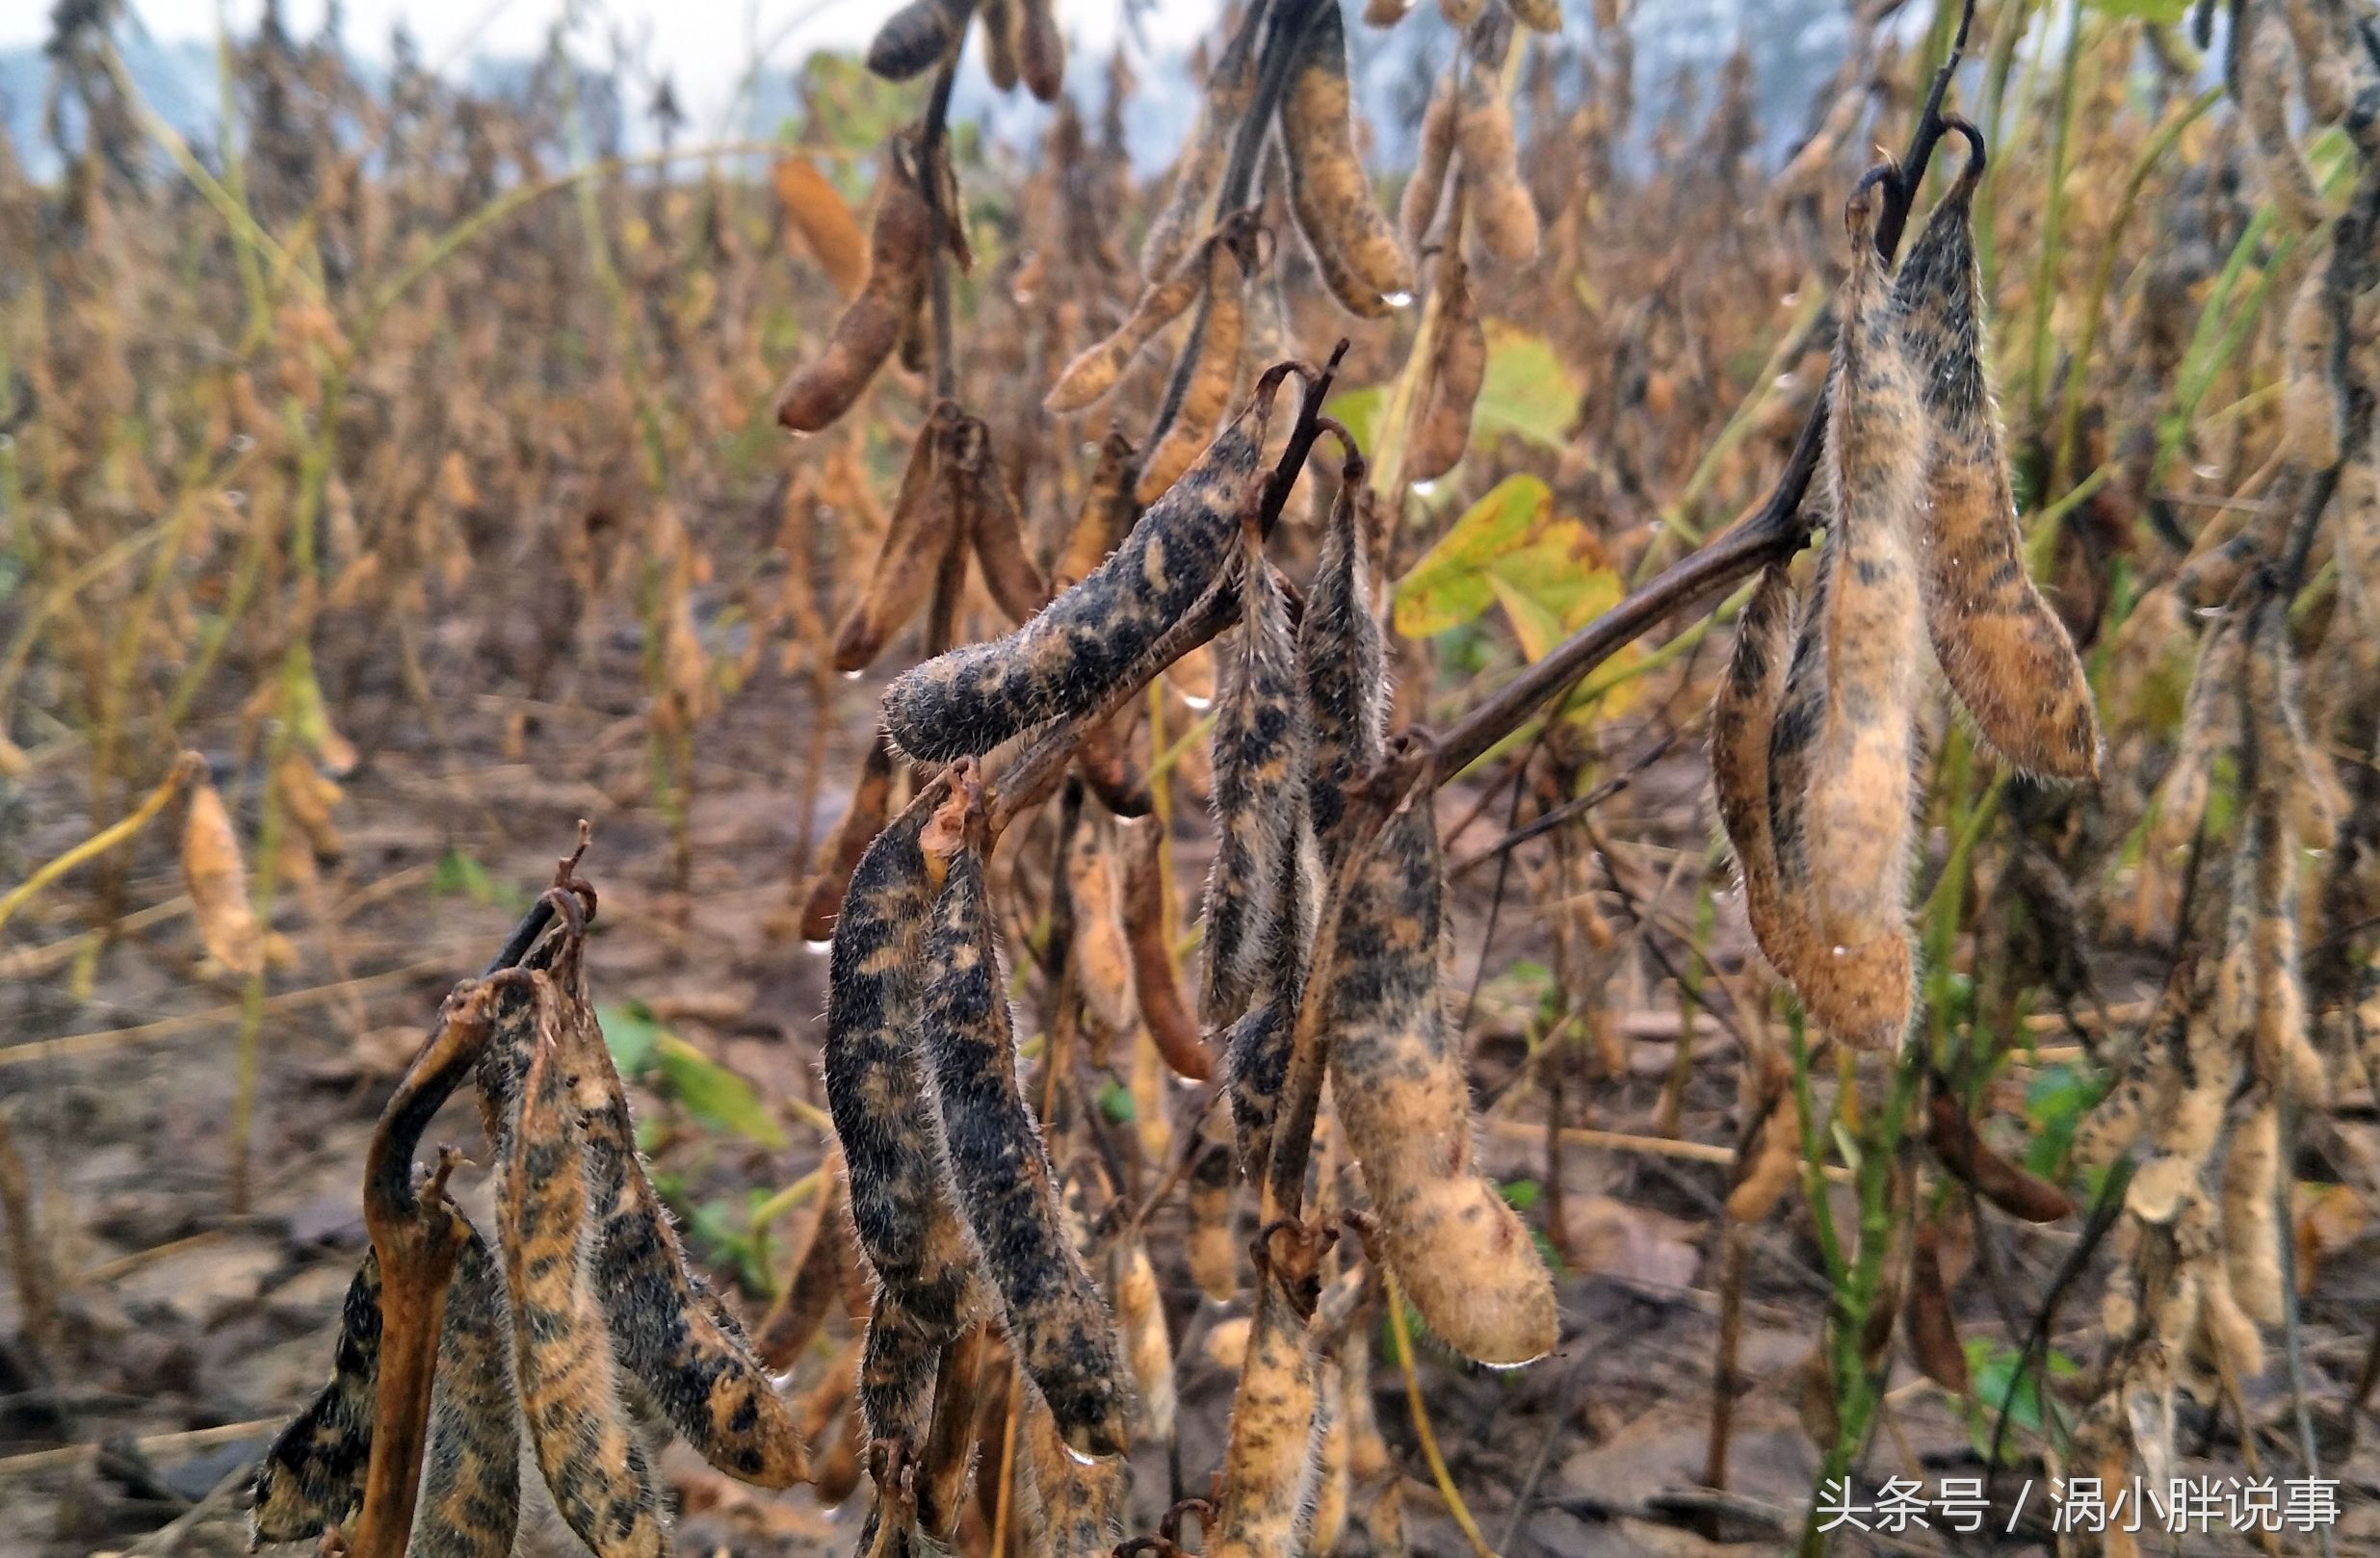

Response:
(542, 939), (808, 1489)
(1767, 181), (1925, 1051)
(1201, 537), (1312, 1031)
(1044, 239), (1216, 414)
(822, 785), (990, 1350)
(1890, 146), (2102, 781)
(866, 0), (965, 80)
(1298, 462), (1389, 870)
(1206, 1223), (1329, 1558)
(2220, 1098), (2286, 1328)
(1018, 1387), (1130, 1558)
(1404, 251), (1487, 482)
(1140, 27), (1258, 282)
(798, 729), (900, 945)
(845, 1287), (947, 1558)
(1136, 221), (1262, 506)
(1319, 776), (1557, 1365)
(491, 972), (667, 1558)
(249, 1252), (384, 1544)
(1710, 564), (1817, 1005)
(880, 366), (1288, 764)
(1188, 1121), (1244, 1302)
(775, 138), (934, 433)
(914, 1320), (991, 1543)
(412, 1225), (522, 1558)
(1305, 1357), (1351, 1555)
(1280, 0), (1414, 319)
(918, 786), (1131, 1457)
(1121, 816), (1215, 1079)
(1400, 68), (1460, 247)
(835, 402), (965, 674)
(955, 415), (1050, 623)
(1455, 54), (1539, 265)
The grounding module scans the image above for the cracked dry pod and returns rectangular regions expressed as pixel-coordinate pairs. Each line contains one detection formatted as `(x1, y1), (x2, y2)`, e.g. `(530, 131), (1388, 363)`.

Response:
(880, 364), (1294, 764)
(1317, 748), (1556, 1365)
(917, 772), (1131, 1457)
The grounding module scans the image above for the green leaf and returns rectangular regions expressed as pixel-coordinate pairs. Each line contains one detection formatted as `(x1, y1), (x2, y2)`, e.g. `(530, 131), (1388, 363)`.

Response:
(1500, 1178), (1542, 1211)
(1473, 322), (1581, 452)
(2089, 0), (2189, 20)
(1392, 474), (1551, 637)
(1324, 385), (1383, 454)
(597, 1000), (666, 1078)
(1096, 1078), (1137, 1125)
(655, 1033), (788, 1147)
(432, 848), (496, 904)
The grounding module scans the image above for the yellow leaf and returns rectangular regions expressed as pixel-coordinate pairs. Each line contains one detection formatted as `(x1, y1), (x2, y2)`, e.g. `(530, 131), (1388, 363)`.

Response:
(1393, 474), (1551, 637)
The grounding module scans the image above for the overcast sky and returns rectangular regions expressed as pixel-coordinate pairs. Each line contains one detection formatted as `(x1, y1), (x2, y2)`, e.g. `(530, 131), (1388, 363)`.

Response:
(2, 0), (1222, 128)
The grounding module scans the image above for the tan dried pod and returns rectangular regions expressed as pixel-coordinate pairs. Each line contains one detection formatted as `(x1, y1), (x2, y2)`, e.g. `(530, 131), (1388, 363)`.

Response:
(1207, 1222), (1330, 1558)
(775, 137), (933, 433)
(1456, 55), (1539, 264)
(798, 729), (899, 943)
(1189, 1123), (1242, 1301)
(2280, 250), (2343, 470)
(1122, 817), (1214, 1079)
(1019, 1386), (1129, 1557)
(1280, 1), (1415, 318)
(1364, 0), (1417, 23)
(956, 415), (1051, 623)
(1337, 1316), (1407, 1556)
(1711, 566), (1818, 1001)
(1065, 809), (1139, 1041)
(2220, 1098), (2285, 1328)
(1405, 250), (1487, 482)
(1768, 182), (1924, 1050)
(915, 1321), (991, 1543)
(1723, 1083), (1801, 1224)
(981, 0), (1022, 92)
(2146, 619), (2242, 862)
(1056, 432), (1138, 588)
(1043, 253), (1210, 413)
(2238, 7), (2328, 233)
(833, 401), (964, 673)
(1890, 137), (2101, 780)
(1307, 1358), (1351, 1554)
(1318, 757), (1556, 1364)
(1136, 221), (1261, 505)
(2072, 973), (2191, 1173)
(1016, 0), (1064, 102)
(182, 777), (263, 976)
(1400, 70), (1459, 247)
(1112, 1228), (1177, 1443)
(1141, 28), (1258, 281)
(1440, 0), (1484, 24)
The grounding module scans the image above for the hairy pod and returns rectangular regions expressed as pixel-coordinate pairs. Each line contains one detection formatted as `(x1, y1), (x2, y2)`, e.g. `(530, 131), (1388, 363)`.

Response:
(1456, 63), (1538, 264)
(1136, 221), (1262, 505)
(249, 1252), (383, 1543)
(1710, 565), (1816, 1000)
(1400, 71), (1459, 247)
(2073, 974), (2193, 1173)
(1320, 777), (1556, 1364)
(1189, 1122), (1243, 1301)
(1044, 251), (1210, 414)
(880, 367), (1287, 763)
(412, 1226), (521, 1558)
(1016, 0), (1064, 101)
(835, 402), (965, 674)
(2147, 619), (2242, 862)
(798, 730), (899, 943)
(2220, 1098), (2285, 1328)
(957, 415), (1051, 623)
(776, 139), (933, 433)
(823, 784), (989, 1347)
(914, 1321), (990, 1542)
(1307, 1358), (1350, 1554)
(1064, 807), (1140, 1041)
(492, 972), (666, 1558)
(849, 1289), (943, 1555)
(1208, 1223), (1329, 1558)
(1299, 464), (1389, 869)
(1019, 1387), (1130, 1558)
(1404, 251), (1487, 482)
(919, 787), (1131, 1456)
(2280, 251), (2343, 470)
(1891, 154), (2101, 781)
(1202, 539), (1312, 1031)
(1120, 817), (1214, 1078)
(1280, 1), (1414, 318)
(1140, 30), (1258, 281)
(866, 0), (965, 81)
(1769, 186), (1923, 1050)
(2238, 8), (2328, 233)
(543, 941), (808, 1489)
